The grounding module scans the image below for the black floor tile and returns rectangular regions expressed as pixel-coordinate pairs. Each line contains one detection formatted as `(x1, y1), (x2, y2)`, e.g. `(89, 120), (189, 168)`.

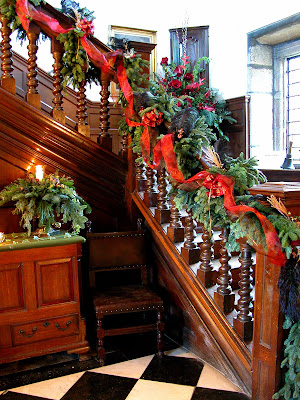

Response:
(191, 387), (250, 400)
(0, 334), (179, 391)
(0, 355), (100, 392)
(1, 392), (50, 399)
(140, 354), (204, 386)
(60, 371), (137, 400)
(104, 332), (178, 361)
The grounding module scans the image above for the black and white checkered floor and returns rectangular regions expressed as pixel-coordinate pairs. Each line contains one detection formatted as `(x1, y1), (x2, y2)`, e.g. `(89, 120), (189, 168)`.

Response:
(0, 348), (250, 400)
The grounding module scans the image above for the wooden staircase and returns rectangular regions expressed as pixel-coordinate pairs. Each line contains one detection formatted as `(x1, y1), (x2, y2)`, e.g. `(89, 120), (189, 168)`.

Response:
(1, 3), (299, 398)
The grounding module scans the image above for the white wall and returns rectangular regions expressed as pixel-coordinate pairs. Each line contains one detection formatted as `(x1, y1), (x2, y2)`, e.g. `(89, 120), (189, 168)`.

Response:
(13, 0), (300, 101)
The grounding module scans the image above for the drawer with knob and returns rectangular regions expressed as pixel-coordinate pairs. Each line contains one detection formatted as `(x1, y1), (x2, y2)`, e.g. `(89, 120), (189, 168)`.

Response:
(11, 314), (79, 346)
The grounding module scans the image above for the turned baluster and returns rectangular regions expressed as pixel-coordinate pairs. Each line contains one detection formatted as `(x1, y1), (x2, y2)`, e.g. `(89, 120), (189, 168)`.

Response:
(155, 167), (170, 224)
(119, 131), (128, 159)
(143, 166), (158, 207)
(214, 227), (235, 313)
(98, 78), (112, 151)
(51, 39), (65, 124)
(167, 197), (184, 243)
(26, 24), (41, 108)
(135, 162), (147, 192)
(76, 69), (90, 137)
(233, 240), (253, 341)
(0, 15), (15, 93)
(197, 227), (215, 288)
(181, 208), (200, 264)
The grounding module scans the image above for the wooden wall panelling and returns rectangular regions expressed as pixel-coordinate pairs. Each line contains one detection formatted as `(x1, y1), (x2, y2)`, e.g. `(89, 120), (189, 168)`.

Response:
(223, 96), (250, 159)
(89, 100), (123, 154)
(5, 52), (123, 154)
(0, 87), (128, 232)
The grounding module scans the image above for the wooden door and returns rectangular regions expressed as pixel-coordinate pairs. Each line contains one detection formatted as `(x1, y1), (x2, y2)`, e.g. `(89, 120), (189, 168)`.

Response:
(169, 26), (209, 84)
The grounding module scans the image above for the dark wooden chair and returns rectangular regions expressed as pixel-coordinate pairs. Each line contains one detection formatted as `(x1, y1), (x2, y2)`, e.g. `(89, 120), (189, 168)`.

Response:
(87, 230), (164, 366)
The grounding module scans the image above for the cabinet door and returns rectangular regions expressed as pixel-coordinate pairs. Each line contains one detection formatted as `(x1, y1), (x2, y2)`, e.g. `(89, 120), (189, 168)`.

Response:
(0, 262), (25, 312)
(35, 256), (77, 307)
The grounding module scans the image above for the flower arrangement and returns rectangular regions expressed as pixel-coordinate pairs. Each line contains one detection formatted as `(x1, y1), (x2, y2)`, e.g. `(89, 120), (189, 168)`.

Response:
(155, 55), (236, 137)
(0, 171), (91, 236)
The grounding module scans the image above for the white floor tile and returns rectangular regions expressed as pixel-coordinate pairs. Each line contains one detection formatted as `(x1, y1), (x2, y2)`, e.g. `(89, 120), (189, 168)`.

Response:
(197, 363), (241, 392)
(11, 371), (84, 400)
(90, 355), (154, 379)
(126, 379), (195, 400)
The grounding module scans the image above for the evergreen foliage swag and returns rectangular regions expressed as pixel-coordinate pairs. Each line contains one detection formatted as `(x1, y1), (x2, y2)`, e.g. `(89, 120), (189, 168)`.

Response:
(0, 171), (91, 236)
(0, 0), (100, 89)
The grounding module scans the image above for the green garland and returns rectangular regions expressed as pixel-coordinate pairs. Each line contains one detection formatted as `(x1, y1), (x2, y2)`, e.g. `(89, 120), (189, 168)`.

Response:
(0, 0), (45, 41)
(0, 0), (101, 89)
(56, 29), (100, 89)
(273, 317), (300, 400)
(172, 154), (300, 254)
(56, 4), (99, 89)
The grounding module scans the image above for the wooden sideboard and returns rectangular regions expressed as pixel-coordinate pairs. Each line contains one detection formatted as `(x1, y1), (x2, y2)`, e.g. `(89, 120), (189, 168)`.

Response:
(0, 233), (89, 364)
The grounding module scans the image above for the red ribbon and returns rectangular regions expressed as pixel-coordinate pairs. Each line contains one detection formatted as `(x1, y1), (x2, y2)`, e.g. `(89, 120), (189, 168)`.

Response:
(16, 0), (72, 33)
(14, 0), (286, 266)
(151, 134), (286, 266)
(16, 0), (114, 74)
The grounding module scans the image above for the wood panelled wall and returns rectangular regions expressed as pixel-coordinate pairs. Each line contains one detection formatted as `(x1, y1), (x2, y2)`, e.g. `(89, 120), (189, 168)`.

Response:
(0, 86), (128, 234)
(223, 96), (250, 159)
(11, 51), (123, 154)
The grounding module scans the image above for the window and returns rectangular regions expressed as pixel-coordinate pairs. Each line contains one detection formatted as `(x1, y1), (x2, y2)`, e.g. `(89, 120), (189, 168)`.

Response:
(286, 55), (300, 161)
(274, 39), (300, 164)
(247, 13), (300, 168)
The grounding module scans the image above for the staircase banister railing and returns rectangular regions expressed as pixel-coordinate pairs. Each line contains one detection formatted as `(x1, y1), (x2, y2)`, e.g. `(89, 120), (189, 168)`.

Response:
(1, 1), (121, 150)
(249, 182), (300, 399)
(26, 2), (113, 55)
(131, 189), (252, 394)
(127, 151), (300, 399)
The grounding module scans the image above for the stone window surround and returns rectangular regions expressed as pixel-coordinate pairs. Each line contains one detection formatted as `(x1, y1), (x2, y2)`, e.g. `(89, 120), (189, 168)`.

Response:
(247, 13), (300, 169)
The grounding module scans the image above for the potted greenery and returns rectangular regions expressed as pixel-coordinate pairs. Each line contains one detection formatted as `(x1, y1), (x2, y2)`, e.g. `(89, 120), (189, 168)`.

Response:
(0, 171), (91, 236)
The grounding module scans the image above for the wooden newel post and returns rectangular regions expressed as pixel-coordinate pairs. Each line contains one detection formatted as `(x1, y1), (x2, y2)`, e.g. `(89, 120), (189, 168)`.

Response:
(249, 182), (300, 399)
(252, 253), (283, 400)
